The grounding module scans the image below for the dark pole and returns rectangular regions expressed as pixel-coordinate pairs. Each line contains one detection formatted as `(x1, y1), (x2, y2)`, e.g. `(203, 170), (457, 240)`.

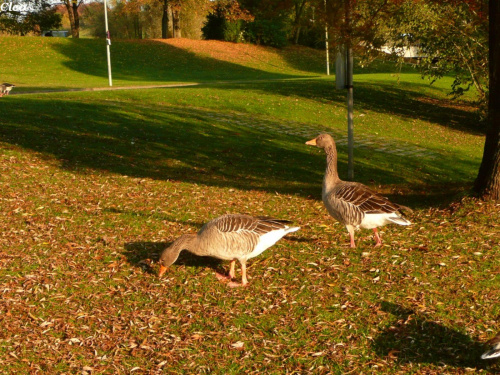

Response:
(345, 0), (354, 180)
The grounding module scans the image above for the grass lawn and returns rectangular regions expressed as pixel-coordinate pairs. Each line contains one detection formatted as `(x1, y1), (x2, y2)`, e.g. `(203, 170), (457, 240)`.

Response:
(0, 37), (325, 92)
(0, 37), (499, 374)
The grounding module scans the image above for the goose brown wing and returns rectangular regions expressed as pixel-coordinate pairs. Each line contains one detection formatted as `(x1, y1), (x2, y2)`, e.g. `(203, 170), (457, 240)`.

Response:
(213, 214), (290, 236)
(334, 183), (401, 214)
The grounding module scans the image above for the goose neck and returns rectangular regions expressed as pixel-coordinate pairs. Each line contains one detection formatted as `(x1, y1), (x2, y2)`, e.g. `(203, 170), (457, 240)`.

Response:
(323, 145), (340, 189)
(175, 234), (198, 253)
(160, 234), (197, 266)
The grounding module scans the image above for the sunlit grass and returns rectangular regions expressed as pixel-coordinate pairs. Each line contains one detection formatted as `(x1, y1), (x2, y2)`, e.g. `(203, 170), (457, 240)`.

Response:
(0, 37), (324, 91)
(0, 37), (498, 374)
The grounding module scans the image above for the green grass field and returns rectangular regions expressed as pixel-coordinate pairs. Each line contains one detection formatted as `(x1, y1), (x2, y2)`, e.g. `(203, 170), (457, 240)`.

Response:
(0, 36), (498, 374)
(0, 37), (326, 91)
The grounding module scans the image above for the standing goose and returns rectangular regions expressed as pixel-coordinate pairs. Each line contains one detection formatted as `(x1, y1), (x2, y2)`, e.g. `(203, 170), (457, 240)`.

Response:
(158, 214), (300, 287)
(481, 333), (500, 360)
(0, 83), (15, 96)
(306, 133), (411, 248)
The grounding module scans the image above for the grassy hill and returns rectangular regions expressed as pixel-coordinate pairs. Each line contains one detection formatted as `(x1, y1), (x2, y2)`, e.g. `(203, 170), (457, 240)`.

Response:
(0, 37), (327, 91)
(0, 37), (498, 374)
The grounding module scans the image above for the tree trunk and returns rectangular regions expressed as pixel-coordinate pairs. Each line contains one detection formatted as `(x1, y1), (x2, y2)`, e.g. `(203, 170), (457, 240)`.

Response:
(65, 1), (75, 36)
(294, 25), (301, 44)
(172, 8), (181, 38)
(72, 1), (79, 38)
(474, 0), (500, 200)
(293, 0), (307, 45)
(64, 0), (79, 38)
(134, 14), (142, 39)
(161, 0), (169, 39)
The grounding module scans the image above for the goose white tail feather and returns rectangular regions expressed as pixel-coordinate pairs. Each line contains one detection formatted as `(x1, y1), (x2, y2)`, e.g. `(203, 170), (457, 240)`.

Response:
(481, 349), (500, 360)
(387, 216), (411, 226)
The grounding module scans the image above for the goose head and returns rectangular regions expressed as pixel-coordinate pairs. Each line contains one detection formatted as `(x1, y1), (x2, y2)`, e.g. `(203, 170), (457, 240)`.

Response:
(158, 234), (196, 277)
(305, 133), (335, 149)
(158, 247), (177, 277)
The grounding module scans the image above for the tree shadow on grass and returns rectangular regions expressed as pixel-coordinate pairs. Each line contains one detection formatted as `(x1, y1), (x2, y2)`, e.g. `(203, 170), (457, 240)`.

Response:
(50, 38), (481, 137)
(201, 78), (483, 136)
(373, 301), (491, 371)
(50, 39), (303, 85)
(355, 81), (483, 136)
(0, 93), (480, 208)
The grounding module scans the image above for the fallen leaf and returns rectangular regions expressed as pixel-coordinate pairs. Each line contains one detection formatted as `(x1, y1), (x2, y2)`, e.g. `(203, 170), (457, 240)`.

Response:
(231, 341), (244, 349)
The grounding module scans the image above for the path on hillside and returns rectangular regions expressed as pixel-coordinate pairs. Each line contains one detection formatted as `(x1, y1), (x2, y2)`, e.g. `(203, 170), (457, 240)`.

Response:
(9, 82), (201, 95)
(7, 79), (437, 160)
(8, 78), (314, 96)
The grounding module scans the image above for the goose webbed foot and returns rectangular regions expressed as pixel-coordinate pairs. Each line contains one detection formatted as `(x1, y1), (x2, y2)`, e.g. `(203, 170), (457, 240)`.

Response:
(215, 260), (237, 283)
(215, 272), (232, 282)
(227, 262), (249, 287)
(228, 281), (249, 288)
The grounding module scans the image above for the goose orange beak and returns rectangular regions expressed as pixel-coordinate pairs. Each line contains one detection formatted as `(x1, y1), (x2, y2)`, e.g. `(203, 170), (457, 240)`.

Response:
(305, 138), (317, 146)
(159, 265), (168, 277)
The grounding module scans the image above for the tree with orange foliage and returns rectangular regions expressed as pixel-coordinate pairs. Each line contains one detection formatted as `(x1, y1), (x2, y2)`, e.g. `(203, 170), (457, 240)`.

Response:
(120, 0), (208, 39)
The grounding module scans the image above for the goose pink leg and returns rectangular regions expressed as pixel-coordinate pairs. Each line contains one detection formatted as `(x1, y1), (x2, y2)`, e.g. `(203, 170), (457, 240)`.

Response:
(228, 261), (248, 288)
(347, 226), (356, 248)
(229, 260), (236, 279)
(373, 228), (382, 247)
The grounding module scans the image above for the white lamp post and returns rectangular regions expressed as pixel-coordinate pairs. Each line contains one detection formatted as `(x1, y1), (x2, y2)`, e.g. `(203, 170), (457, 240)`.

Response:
(104, 0), (112, 86)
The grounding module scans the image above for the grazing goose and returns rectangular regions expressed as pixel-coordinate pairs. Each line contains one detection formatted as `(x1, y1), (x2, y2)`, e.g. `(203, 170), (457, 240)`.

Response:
(0, 83), (15, 96)
(158, 214), (300, 287)
(481, 333), (500, 360)
(306, 133), (411, 248)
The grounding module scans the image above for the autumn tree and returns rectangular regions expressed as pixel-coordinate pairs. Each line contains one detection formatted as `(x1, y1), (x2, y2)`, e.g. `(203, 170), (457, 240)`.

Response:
(387, 0), (488, 101)
(322, 0), (399, 62)
(202, 0), (254, 42)
(385, 0), (498, 199)
(119, 0), (209, 39)
(240, 0), (294, 47)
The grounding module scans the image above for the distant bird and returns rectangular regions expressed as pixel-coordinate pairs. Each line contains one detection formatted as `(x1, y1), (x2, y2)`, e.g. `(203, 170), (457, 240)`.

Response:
(306, 133), (411, 248)
(158, 214), (300, 287)
(481, 333), (500, 360)
(0, 83), (15, 96)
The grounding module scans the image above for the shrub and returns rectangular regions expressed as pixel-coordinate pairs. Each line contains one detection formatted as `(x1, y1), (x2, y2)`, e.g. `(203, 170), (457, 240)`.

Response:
(244, 18), (288, 48)
(202, 0), (253, 43)
(202, 11), (225, 40)
(223, 19), (244, 43)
